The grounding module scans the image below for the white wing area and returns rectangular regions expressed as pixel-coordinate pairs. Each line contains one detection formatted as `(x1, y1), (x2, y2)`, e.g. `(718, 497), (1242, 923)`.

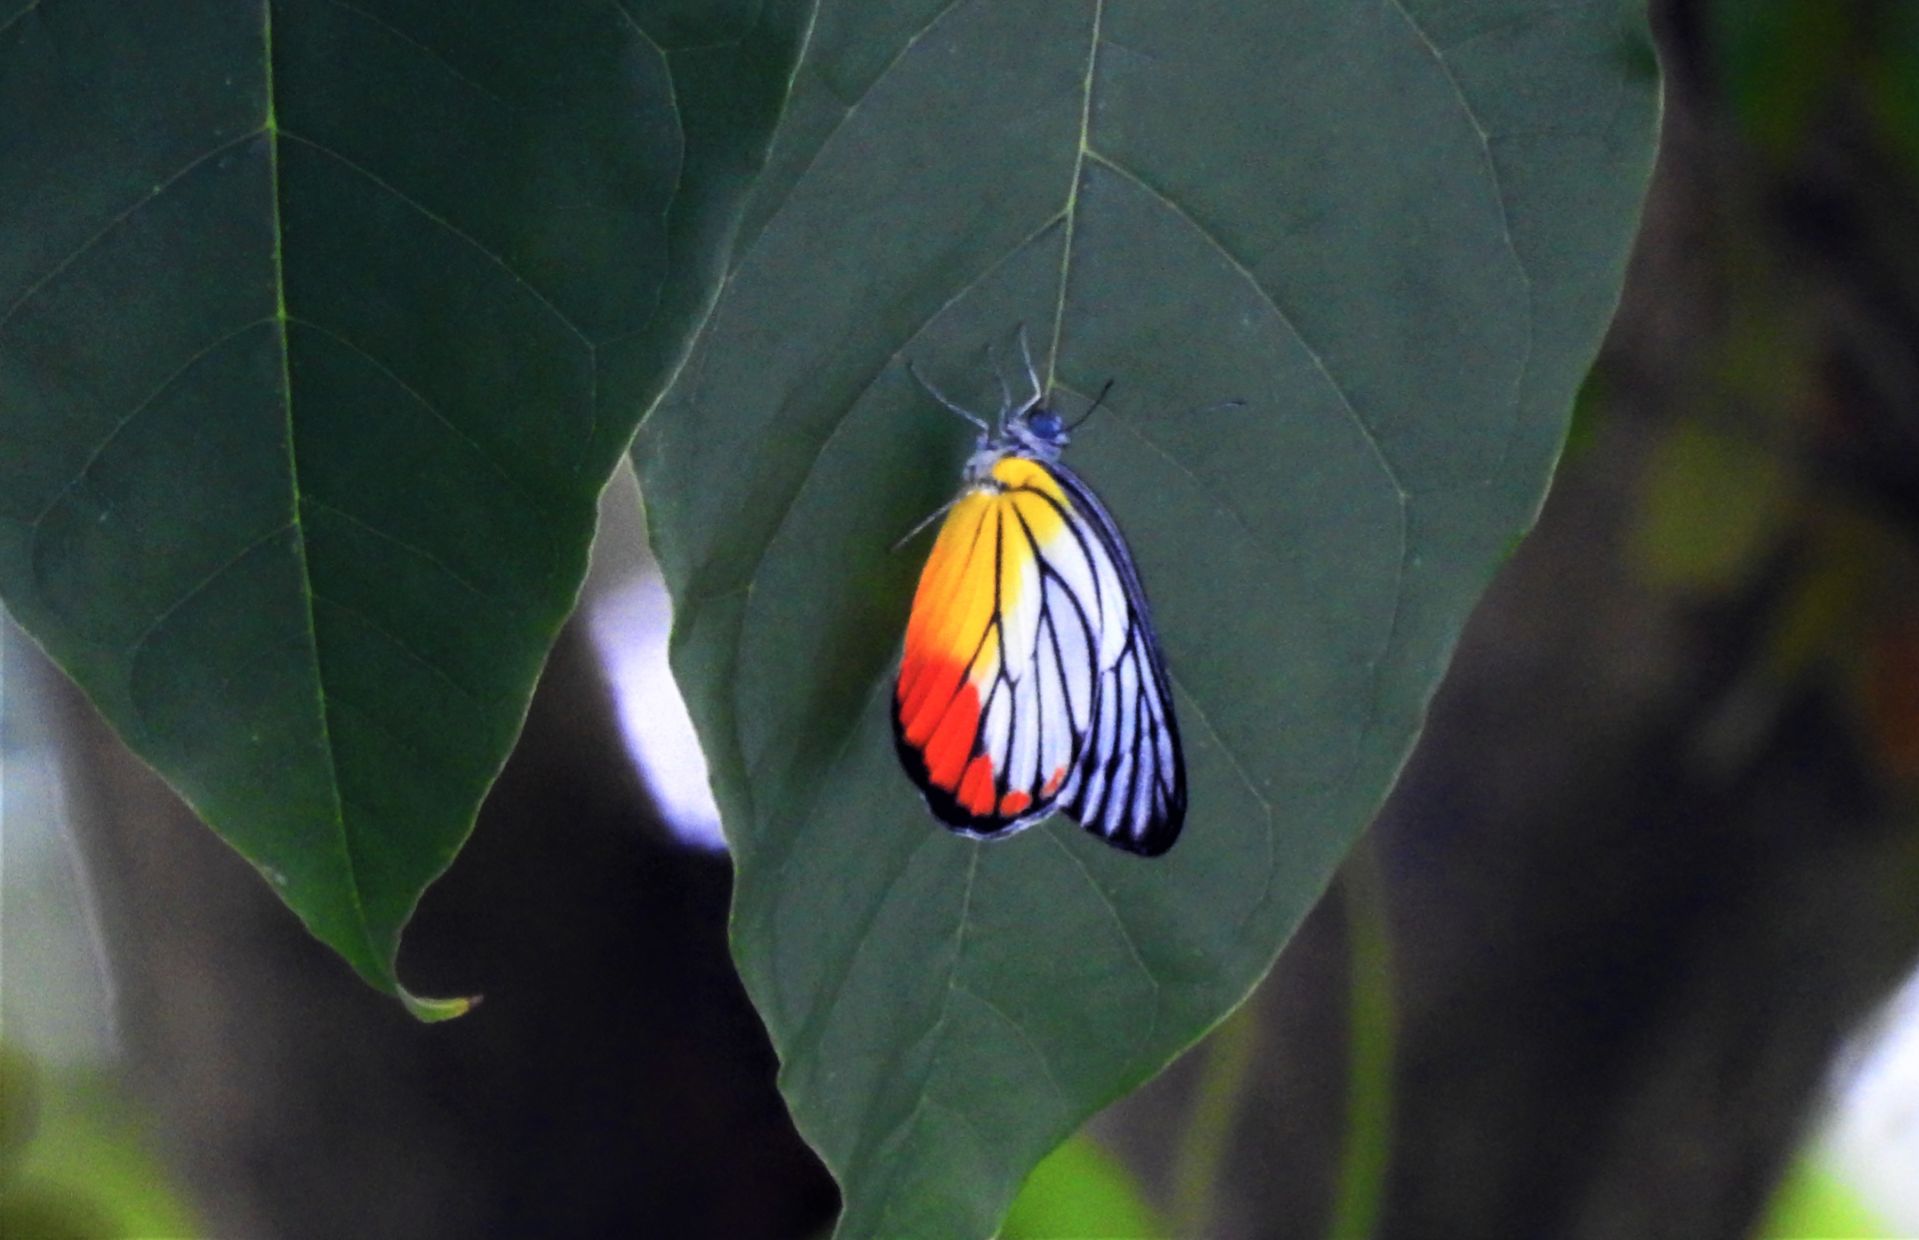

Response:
(1043, 466), (1186, 856)
(1059, 625), (1183, 854)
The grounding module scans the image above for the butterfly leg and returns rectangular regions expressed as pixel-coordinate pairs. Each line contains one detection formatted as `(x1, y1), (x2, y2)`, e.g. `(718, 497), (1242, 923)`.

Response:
(890, 498), (959, 551)
(906, 360), (990, 432)
(1017, 323), (1046, 414)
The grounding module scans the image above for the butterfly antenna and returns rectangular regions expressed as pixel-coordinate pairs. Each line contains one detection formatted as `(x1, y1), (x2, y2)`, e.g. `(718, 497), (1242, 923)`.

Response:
(1016, 323), (1043, 413)
(1065, 378), (1116, 432)
(985, 341), (1015, 430)
(891, 498), (958, 552)
(906, 359), (989, 432)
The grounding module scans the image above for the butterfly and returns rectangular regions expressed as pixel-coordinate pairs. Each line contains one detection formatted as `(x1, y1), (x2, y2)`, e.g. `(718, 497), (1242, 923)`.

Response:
(892, 331), (1186, 856)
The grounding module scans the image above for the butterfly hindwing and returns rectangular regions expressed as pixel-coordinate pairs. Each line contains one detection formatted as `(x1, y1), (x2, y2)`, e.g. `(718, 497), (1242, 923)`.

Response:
(1049, 463), (1186, 856)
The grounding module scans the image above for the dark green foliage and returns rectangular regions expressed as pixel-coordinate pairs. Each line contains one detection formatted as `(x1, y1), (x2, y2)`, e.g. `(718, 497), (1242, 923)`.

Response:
(0, 0), (809, 1011)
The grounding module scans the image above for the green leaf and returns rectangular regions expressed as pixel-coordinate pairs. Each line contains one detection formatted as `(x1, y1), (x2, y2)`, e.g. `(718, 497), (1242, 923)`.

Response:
(0, 0), (810, 1012)
(1710, 0), (1850, 158)
(1632, 418), (1788, 593)
(1000, 1131), (1164, 1240)
(1758, 1153), (1891, 1240)
(640, 0), (1658, 1234)
(0, 1049), (202, 1240)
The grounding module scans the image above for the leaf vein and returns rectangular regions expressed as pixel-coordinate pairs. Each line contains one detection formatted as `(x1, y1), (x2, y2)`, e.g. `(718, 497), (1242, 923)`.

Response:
(311, 0), (511, 105)
(308, 495), (525, 618)
(311, 589), (491, 707)
(323, 689), (470, 791)
(727, 0), (975, 273)
(605, 0), (669, 60)
(780, 830), (938, 1066)
(1057, 380), (1292, 573)
(1165, 669), (1280, 937)
(1043, 828), (1162, 1066)
(952, 981), (1070, 1114)
(286, 315), (564, 535)
(121, 522), (294, 661)
(868, 843), (981, 1237)
(1081, 147), (1409, 504)
(0, 131), (261, 335)
(277, 128), (592, 348)
(27, 318), (277, 529)
(0, 0), (42, 41)
(735, 210), (1067, 600)
(1383, 0), (1536, 482)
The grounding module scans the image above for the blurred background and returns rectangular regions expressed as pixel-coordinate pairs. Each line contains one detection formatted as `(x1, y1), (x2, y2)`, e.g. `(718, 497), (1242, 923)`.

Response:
(4, 1), (1919, 1236)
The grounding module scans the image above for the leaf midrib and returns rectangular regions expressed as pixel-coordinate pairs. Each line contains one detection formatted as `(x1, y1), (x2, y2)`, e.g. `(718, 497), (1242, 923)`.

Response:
(1041, 0), (1102, 391)
(262, 0), (384, 975)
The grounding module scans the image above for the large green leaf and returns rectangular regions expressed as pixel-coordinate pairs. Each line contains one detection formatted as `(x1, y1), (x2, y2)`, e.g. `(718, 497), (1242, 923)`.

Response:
(636, 0), (1658, 1234)
(0, 0), (810, 1014)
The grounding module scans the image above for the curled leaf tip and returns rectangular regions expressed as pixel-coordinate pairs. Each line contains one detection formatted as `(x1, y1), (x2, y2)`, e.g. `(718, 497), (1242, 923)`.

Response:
(401, 990), (480, 1023)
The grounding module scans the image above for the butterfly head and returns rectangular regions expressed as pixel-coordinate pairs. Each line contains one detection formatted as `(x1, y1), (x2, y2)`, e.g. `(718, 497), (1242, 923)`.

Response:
(1010, 377), (1113, 456)
(1006, 403), (1070, 455)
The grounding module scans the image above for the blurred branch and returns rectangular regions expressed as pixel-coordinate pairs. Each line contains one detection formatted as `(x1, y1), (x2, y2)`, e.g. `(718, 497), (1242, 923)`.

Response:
(1327, 838), (1396, 1240)
(1169, 991), (1261, 1236)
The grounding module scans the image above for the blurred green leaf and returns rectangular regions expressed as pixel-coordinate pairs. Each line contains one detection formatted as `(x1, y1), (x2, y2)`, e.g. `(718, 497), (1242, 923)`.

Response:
(636, 1), (1659, 1234)
(0, 1049), (200, 1240)
(1001, 1132), (1163, 1240)
(1763, 512), (1887, 683)
(0, 1044), (33, 1168)
(1561, 368), (1609, 471)
(0, 0), (809, 1012)
(1633, 419), (1787, 592)
(1866, 3), (1919, 176)
(1710, 0), (1849, 158)
(1756, 1152), (1889, 1240)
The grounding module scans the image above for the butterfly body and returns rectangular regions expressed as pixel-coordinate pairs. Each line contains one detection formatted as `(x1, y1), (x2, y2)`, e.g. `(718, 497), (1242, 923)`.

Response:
(893, 370), (1186, 856)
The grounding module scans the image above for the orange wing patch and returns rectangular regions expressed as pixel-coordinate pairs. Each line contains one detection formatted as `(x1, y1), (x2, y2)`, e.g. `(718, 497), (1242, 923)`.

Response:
(896, 489), (1004, 821)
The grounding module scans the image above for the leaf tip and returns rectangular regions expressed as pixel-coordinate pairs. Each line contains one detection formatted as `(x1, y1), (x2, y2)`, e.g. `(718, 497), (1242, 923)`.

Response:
(401, 990), (481, 1023)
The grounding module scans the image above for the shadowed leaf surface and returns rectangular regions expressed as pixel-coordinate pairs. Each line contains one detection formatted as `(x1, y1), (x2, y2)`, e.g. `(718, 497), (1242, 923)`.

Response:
(636, 0), (1659, 1235)
(0, 0), (810, 1012)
